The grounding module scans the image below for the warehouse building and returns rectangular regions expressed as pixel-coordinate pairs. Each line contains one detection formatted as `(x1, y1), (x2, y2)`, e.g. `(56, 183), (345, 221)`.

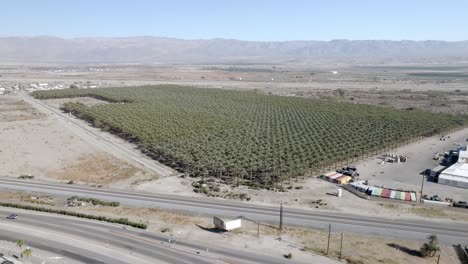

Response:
(438, 147), (468, 189)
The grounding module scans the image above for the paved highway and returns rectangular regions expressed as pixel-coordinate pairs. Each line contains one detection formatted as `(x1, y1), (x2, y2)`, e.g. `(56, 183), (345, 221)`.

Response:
(0, 207), (317, 264)
(1, 177), (468, 246)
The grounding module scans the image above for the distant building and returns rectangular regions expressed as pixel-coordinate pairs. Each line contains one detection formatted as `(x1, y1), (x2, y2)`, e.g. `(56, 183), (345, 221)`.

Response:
(438, 146), (468, 189)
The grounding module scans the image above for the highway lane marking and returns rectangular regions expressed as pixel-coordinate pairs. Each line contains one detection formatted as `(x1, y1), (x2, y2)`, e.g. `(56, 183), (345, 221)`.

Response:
(4, 213), (258, 264)
(0, 222), (155, 264)
(111, 230), (237, 264)
(3, 216), (207, 264)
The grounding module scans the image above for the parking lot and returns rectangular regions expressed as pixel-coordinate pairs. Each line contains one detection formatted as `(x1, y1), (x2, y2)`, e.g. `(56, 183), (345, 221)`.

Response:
(356, 127), (468, 202)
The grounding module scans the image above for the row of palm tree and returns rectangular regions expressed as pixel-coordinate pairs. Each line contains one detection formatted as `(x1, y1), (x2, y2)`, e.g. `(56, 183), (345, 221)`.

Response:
(33, 85), (468, 186)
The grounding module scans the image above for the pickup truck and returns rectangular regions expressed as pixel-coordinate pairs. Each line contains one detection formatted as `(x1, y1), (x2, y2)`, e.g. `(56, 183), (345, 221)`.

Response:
(453, 201), (468, 208)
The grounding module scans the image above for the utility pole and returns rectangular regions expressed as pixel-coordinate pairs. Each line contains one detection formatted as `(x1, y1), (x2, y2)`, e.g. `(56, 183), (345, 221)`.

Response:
(279, 202), (283, 231)
(339, 232), (343, 260)
(420, 173), (425, 202)
(327, 224), (331, 255)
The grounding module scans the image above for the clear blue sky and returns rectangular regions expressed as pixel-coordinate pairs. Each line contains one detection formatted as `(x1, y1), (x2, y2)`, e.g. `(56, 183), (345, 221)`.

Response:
(2, 0), (467, 41)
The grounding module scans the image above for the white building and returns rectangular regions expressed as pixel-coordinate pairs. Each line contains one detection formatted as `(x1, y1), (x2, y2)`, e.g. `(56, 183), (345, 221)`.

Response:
(0, 87), (5, 95)
(438, 147), (468, 189)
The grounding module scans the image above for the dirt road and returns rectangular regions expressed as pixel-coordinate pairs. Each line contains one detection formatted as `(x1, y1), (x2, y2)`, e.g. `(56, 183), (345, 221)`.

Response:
(19, 93), (174, 177)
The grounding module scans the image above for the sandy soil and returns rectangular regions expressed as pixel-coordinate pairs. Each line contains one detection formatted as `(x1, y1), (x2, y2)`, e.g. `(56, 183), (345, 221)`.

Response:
(0, 97), (44, 122)
(0, 95), (146, 184)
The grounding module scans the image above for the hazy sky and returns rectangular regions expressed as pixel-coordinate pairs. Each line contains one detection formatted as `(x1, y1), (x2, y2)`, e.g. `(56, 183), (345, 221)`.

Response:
(2, 0), (467, 41)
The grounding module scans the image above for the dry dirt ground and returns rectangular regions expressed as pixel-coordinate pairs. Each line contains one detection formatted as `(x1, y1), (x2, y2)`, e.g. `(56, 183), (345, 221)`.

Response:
(0, 95), (147, 184)
(0, 190), (464, 264)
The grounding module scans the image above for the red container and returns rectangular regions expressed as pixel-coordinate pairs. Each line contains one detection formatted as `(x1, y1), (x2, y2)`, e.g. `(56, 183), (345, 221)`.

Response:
(381, 188), (391, 198)
(405, 192), (411, 201)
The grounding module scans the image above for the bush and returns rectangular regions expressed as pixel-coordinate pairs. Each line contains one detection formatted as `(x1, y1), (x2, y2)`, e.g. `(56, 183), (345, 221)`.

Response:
(420, 234), (440, 257)
(69, 196), (120, 207)
(18, 175), (34, 179)
(160, 227), (171, 233)
(0, 202), (145, 229)
(284, 253), (293, 259)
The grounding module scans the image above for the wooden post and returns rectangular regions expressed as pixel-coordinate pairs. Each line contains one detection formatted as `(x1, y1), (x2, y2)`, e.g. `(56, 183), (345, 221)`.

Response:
(420, 173), (425, 203)
(279, 202), (283, 231)
(257, 220), (260, 238)
(436, 254), (440, 264)
(339, 232), (343, 260)
(327, 224), (331, 255)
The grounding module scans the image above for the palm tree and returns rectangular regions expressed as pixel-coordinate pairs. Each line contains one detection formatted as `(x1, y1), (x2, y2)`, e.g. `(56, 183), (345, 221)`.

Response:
(16, 240), (24, 255)
(22, 247), (32, 264)
(420, 234), (440, 257)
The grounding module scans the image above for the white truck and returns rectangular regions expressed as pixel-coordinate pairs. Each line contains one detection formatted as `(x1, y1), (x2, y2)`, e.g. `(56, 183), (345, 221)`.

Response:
(429, 165), (446, 179)
(213, 217), (242, 231)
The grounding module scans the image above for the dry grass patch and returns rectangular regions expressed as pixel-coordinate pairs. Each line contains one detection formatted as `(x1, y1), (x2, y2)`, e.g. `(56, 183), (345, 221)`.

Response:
(0, 98), (45, 122)
(77, 206), (207, 227)
(234, 222), (460, 264)
(50, 153), (141, 184)
(410, 207), (448, 218)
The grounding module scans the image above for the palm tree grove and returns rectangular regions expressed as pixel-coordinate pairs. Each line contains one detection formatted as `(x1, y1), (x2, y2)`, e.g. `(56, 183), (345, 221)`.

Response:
(32, 85), (468, 187)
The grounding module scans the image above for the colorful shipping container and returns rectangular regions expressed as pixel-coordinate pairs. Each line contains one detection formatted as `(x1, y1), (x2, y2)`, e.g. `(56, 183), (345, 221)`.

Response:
(349, 181), (417, 202)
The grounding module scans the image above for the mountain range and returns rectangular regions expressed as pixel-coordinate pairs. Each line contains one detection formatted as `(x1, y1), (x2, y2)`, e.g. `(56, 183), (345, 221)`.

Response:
(1, 36), (468, 64)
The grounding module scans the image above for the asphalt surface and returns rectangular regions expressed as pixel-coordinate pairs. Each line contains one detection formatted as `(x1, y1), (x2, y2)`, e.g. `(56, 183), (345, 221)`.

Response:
(0, 207), (306, 264)
(1, 177), (468, 246)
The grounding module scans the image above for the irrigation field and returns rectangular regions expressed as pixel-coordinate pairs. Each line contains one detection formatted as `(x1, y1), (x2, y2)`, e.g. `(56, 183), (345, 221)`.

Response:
(32, 85), (468, 186)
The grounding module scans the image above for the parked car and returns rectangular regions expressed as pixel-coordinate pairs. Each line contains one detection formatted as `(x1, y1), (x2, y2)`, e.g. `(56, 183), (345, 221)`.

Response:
(453, 201), (468, 208)
(6, 214), (18, 219)
(429, 195), (442, 202)
(342, 170), (359, 177)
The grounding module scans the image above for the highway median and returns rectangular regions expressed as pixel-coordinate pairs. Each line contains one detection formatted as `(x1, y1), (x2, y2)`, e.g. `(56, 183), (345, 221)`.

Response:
(0, 201), (147, 229)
